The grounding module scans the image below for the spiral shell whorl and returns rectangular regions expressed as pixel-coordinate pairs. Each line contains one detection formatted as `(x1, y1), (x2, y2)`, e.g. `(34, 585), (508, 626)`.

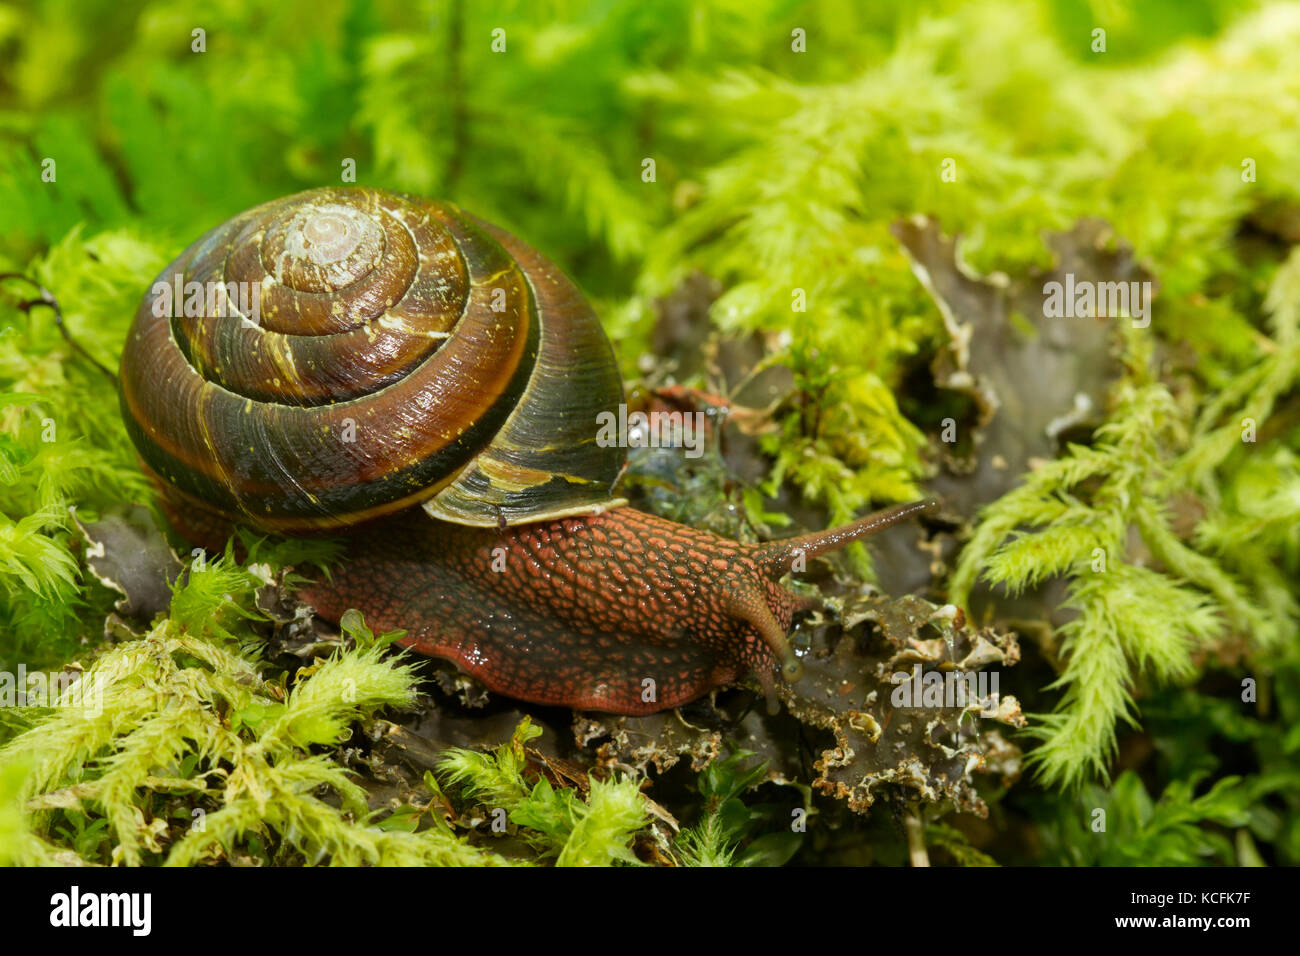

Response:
(120, 186), (625, 532)
(274, 202), (383, 287)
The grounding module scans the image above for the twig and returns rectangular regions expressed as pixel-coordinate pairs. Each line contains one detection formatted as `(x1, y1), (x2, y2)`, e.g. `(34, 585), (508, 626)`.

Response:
(0, 273), (118, 384)
(904, 811), (930, 867)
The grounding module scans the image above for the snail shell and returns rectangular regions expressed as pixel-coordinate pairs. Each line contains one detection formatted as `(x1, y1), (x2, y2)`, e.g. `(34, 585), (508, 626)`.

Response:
(119, 186), (626, 533)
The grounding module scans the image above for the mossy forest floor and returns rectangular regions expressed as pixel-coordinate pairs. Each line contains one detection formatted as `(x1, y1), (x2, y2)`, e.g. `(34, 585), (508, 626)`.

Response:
(1, 0), (1299, 865)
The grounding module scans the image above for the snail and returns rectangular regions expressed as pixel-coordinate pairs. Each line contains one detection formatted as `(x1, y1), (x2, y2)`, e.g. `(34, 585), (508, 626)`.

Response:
(119, 186), (934, 715)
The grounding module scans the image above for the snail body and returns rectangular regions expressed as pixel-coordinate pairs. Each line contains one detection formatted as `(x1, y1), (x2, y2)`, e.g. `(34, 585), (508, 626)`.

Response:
(120, 187), (932, 715)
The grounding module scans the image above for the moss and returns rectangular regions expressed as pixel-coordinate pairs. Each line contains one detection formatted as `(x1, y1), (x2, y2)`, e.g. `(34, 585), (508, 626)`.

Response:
(438, 718), (649, 866)
(1, 0), (1299, 865)
(0, 554), (657, 865)
(954, 254), (1300, 787)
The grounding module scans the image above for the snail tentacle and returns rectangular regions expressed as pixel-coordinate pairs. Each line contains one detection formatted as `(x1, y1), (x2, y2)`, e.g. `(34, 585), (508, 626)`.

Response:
(755, 499), (939, 575)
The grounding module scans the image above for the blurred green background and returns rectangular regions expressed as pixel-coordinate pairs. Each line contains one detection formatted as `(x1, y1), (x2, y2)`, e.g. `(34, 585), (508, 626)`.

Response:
(1, 0), (1287, 295)
(8, 0), (1299, 511)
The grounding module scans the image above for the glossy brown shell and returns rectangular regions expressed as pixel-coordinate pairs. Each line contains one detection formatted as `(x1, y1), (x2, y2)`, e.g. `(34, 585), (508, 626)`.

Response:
(120, 187), (626, 531)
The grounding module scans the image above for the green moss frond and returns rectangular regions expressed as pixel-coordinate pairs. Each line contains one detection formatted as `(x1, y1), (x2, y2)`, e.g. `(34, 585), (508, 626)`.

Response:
(438, 718), (649, 866)
(0, 757), (79, 866)
(957, 371), (1281, 788)
(673, 749), (801, 867)
(0, 506), (79, 602)
(554, 778), (648, 867)
(980, 511), (1110, 595)
(0, 609), (518, 866)
(924, 822), (998, 867)
(674, 811), (737, 868)
(1026, 563), (1216, 788)
(166, 546), (266, 648)
(0, 231), (163, 665)
(1182, 249), (1300, 483)
(437, 717), (540, 808)
(257, 644), (418, 754)
(1044, 770), (1300, 866)
(1023, 599), (1137, 790)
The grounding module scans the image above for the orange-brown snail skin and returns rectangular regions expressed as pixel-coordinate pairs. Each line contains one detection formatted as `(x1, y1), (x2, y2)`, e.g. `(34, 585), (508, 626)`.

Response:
(121, 186), (934, 715)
